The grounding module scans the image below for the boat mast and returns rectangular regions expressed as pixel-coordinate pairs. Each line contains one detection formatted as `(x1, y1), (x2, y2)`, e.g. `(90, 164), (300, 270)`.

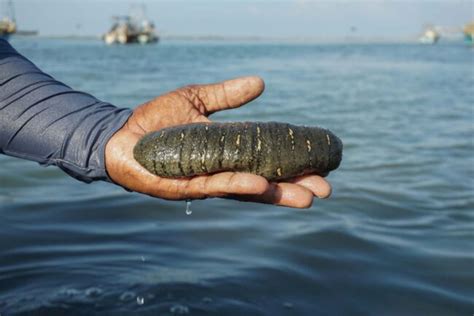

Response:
(1, 0), (15, 21)
(8, 0), (15, 23)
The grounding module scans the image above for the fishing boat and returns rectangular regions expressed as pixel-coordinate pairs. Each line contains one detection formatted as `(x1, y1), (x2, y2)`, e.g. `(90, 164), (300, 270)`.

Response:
(103, 5), (158, 45)
(0, 16), (15, 39)
(463, 22), (474, 46)
(419, 26), (440, 44)
(103, 16), (158, 45)
(0, 0), (16, 39)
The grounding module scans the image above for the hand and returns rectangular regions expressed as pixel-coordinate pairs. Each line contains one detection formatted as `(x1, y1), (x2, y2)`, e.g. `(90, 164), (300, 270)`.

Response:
(105, 76), (332, 208)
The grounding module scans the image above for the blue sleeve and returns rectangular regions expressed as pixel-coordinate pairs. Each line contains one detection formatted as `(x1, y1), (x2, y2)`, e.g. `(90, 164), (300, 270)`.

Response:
(0, 39), (133, 183)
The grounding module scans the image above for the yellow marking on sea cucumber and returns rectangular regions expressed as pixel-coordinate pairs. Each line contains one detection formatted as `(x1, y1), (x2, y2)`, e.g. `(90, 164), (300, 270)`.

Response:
(236, 134), (241, 146)
(257, 138), (262, 151)
(276, 168), (282, 177)
(326, 134), (331, 145)
(306, 140), (312, 152)
(201, 153), (206, 170)
(288, 128), (295, 150)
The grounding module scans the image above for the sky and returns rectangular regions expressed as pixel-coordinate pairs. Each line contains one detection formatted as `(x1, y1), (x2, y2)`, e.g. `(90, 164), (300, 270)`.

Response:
(4, 0), (474, 39)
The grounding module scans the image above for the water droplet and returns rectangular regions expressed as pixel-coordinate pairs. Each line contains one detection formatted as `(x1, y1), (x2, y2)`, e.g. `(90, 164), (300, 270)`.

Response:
(141, 256), (146, 262)
(170, 304), (190, 315)
(136, 296), (145, 305)
(185, 199), (192, 215)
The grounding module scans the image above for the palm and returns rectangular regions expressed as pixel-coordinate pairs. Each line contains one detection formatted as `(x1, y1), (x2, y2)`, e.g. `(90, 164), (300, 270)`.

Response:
(105, 77), (332, 208)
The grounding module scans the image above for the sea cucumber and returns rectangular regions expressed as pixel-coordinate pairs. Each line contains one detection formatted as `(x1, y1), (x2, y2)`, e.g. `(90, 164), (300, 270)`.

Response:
(133, 122), (343, 181)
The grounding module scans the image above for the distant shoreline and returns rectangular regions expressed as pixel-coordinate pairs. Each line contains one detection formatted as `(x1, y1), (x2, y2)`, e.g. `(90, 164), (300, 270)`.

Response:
(12, 33), (465, 44)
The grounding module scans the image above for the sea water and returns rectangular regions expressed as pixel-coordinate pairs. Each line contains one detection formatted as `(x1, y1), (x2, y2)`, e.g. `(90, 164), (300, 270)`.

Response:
(0, 38), (472, 315)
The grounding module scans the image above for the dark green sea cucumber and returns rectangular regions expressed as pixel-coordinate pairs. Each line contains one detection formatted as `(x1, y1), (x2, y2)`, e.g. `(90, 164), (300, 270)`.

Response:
(133, 122), (343, 181)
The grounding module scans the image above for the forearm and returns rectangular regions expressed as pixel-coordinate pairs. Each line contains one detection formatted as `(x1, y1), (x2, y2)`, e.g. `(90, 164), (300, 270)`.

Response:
(0, 39), (132, 182)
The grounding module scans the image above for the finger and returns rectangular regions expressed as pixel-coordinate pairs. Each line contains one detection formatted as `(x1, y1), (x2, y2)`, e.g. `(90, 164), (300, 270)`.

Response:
(288, 175), (332, 199)
(194, 76), (265, 114)
(144, 172), (269, 200)
(187, 172), (269, 197)
(231, 182), (315, 209)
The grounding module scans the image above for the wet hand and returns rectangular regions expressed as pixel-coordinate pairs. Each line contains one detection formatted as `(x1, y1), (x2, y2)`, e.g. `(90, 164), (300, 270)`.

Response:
(105, 76), (332, 208)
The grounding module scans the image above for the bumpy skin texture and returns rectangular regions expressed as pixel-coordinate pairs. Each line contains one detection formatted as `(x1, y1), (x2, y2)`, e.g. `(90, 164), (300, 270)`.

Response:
(134, 122), (342, 181)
